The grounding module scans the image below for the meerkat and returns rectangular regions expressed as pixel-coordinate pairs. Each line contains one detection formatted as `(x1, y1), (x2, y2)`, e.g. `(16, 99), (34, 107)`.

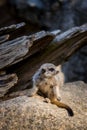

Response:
(28, 63), (74, 116)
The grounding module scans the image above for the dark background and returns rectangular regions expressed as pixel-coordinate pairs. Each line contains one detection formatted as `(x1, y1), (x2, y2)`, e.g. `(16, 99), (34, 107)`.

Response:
(0, 0), (87, 82)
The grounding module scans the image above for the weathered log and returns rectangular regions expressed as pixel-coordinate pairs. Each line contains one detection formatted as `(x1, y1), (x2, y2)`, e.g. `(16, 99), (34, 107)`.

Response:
(0, 35), (9, 44)
(0, 22), (25, 35)
(0, 28), (54, 97)
(0, 31), (54, 70)
(0, 72), (18, 98)
(0, 24), (87, 98)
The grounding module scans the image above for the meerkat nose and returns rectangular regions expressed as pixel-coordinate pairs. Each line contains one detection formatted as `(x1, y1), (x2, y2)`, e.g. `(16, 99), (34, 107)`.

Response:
(56, 70), (59, 74)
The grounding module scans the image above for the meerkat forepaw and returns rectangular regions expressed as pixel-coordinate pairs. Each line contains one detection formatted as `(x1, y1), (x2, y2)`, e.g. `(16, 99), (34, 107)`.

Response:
(44, 98), (51, 103)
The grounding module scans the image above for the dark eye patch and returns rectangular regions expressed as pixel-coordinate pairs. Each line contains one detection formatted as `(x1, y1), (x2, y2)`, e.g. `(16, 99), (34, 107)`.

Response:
(49, 68), (55, 72)
(41, 68), (46, 73)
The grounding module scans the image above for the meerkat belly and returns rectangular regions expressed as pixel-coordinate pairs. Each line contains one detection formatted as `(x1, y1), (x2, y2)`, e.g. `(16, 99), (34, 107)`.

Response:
(39, 78), (57, 95)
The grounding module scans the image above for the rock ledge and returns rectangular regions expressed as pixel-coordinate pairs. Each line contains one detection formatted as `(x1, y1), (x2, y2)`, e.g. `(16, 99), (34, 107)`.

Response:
(0, 81), (87, 130)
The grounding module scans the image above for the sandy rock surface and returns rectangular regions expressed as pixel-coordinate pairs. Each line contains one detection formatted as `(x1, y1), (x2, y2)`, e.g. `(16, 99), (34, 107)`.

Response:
(0, 81), (87, 130)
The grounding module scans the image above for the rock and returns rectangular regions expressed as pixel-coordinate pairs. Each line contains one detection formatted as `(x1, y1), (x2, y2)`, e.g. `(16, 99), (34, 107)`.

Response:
(0, 81), (87, 130)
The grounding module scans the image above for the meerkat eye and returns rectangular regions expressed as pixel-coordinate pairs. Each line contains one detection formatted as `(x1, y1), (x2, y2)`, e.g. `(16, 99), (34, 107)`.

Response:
(41, 68), (46, 73)
(49, 68), (55, 72)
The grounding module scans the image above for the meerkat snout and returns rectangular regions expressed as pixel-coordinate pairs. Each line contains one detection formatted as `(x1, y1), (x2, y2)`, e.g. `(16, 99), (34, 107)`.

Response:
(56, 70), (59, 74)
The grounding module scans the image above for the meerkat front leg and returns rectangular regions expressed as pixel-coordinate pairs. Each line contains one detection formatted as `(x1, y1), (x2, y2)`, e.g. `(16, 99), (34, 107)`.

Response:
(53, 86), (61, 101)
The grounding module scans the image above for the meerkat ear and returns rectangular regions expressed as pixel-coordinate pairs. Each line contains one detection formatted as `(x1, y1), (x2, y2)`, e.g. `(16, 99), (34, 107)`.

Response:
(56, 65), (61, 70)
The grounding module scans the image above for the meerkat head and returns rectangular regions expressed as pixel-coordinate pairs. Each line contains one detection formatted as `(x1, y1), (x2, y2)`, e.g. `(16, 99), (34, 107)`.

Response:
(39, 63), (60, 78)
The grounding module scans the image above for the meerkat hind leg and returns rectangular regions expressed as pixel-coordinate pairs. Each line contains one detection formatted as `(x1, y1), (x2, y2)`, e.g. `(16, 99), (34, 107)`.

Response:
(44, 98), (51, 103)
(37, 91), (51, 103)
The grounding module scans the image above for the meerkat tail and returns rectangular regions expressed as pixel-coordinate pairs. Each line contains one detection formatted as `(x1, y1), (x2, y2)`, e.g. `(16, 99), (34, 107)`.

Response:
(51, 99), (74, 116)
